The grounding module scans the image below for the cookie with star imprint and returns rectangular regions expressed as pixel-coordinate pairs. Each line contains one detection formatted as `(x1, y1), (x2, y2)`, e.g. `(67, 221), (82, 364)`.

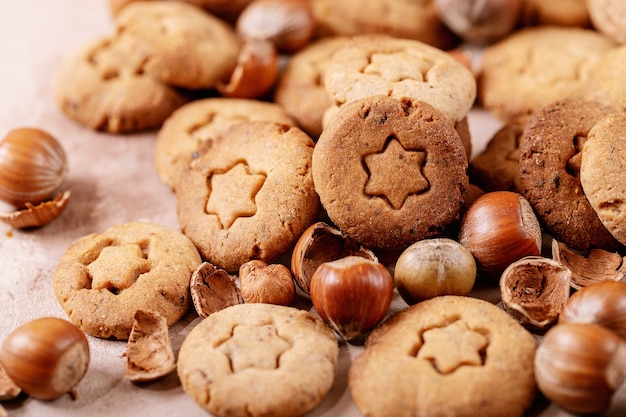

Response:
(349, 296), (538, 417)
(312, 95), (469, 253)
(176, 121), (319, 272)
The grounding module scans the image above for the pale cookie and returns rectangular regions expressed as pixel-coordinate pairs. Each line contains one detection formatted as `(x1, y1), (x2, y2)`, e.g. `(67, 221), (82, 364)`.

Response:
(582, 45), (626, 112)
(479, 26), (615, 123)
(177, 303), (339, 417)
(114, 1), (240, 89)
(349, 296), (538, 417)
(54, 36), (188, 133)
(53, 222), (202, 340)
(310, 0), (458, 50)
(274, 36), (352, 139)
(323, 35), (476, 127)
(154, 98), (296, 191)
(109, 0), (253, 21)
(176, 121), (319, 272)
(587, 0), (626, 44)
(312, 95), (469, 253)
(581, 112), (626, 246)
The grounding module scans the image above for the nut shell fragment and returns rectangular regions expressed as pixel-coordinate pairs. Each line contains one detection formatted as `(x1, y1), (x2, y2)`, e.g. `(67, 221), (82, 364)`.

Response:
(190, 262), (243, 318)
(500, 256), (571, 329)
(0, 190), (70, 229)
(123, 310), (176, 382)
(552, 239), (626, 290)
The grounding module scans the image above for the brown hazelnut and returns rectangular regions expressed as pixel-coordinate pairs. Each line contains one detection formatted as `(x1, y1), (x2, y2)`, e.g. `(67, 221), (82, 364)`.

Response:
(190, 262), (243, 318)
(0, 361), (21, 401)
(239, 260), (295, 306)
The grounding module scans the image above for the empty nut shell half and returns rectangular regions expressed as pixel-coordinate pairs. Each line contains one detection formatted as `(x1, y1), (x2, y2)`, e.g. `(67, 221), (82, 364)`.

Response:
(0, 190), (71, 229)
(190, 262), (243, 318)
(500, 256), (571, 330)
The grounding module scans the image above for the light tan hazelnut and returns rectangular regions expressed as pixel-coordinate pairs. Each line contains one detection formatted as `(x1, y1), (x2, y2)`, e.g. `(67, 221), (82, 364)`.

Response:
(239, 260), (295, 306)
(190, 262), (243, 318)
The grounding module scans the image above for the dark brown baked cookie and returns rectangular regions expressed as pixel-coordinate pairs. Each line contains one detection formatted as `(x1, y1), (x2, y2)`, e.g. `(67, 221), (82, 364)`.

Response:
(518, 98), (621, 251)
(312, 95), (469, 253)
(176, 121), (319, 272)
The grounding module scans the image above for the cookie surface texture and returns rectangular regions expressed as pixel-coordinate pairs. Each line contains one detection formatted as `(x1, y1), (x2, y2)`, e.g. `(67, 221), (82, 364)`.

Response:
(176, 121), (319, 272)
(53, 222), (201, 340)
(518, 98), (620, 251)
(349, 295), (537, 417)
(479, 26), (615, 123)
(581, 112), (626, 245)
(54, 36), (188, 133)
(155, 98), (296, 191)
(323, 35), (476, 126)
(312, 95), (469, 252)
(114, 1), (240, 89)
(177, 303), (339, 417)
(587, 0), (626, 44)
(582, 45), (626, 112)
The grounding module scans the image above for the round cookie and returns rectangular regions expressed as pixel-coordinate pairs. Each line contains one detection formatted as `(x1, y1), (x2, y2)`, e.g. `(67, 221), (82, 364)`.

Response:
(581, 112), (626, 246)
(309, 0), (459, 50)
(520, 0), (590, 27)
(109, 0), (253, 21)
(479, 26), (615, 123)
(114, 1), (240, 89)
(323, 35), (476, 126)
(312, 95), (469, 252)
(177, 303), (338, 417)
(587, 0), (626, 44)
(349, 295), (537, 417)
(274, 36), (352, 139)
(582, 45), (626, 112)
(176, 121), (319, 272)
(53, 222), (202, 340)
(54, 36), (188, 133)
(155, 98), (297, 191)
(518, 98), (621, 251)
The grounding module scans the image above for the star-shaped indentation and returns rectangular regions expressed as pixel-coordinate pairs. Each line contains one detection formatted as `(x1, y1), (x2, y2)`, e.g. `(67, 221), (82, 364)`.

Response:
(87, 244), (151, 294)
(206, 162), (266, 229)
(363, 137), (429, 209)
(416, 320), (488, 374)
(218, 324), (291, 372)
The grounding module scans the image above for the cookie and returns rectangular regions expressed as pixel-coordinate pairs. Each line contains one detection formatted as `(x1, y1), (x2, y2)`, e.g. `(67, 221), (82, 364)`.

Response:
(587, 0), (626, 44)
(349, 295), (537, 417)
(53, 222), (202, 340)
(479, 26), (615, 123)
(310, 0), (458, 50)
(312, 95), (469, 253)
(177, 303), (338, 417)
(176, 121), (319, 272)
(274, 36), (352, 139)
(154, 98), (297, 191)
(109, 0), (253, 21)
(581, 112), (626, 246)
(323, 35), (476, 127)
(520, 0), (590, 27)
(468, 122), (524, 192)
(114, 1), (240, 89)
(518, 98), (621, 251)
(582, 45), (626, 112)
(54, 36), (188, 133)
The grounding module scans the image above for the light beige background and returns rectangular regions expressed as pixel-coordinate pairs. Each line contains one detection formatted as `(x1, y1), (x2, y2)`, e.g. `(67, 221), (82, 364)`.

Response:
(0, 1), (622, 416)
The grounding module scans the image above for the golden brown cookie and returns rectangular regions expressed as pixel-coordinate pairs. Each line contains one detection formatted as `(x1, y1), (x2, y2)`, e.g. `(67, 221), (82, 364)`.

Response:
(176, 121), (319, 272)
(154, 98), (296, 191)
(349, 295), (537, 417)
(177, 303), (338, 417)
(274, 36), (352, 139)
(323, 35), (476, 126)
(114, 1), (240, 89)
(581, 112), (626, 246)
(312, 95), (469, 253)
(518, 98), (621, 251)
(53, 222), (202, 340)
(587, 0), (626, 44)
(479, 26), (615, 123)
(310, 0), (459, 50)
(54, 36), (188, 133)
(582, 45), (626, 111)
(109, 0), (253, 21)
(520, 0), (590, 27)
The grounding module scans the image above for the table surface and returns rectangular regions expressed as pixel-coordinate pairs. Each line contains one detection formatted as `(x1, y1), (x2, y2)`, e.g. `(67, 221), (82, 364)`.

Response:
(0, 2), (624, 416)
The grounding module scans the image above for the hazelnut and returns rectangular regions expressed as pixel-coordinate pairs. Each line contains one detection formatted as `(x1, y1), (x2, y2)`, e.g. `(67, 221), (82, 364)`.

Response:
(0, 361), (21, 400)
(239, 260), (296, 305)
(0, 317), (90, 400)
(459, 191), (542, 280)
(291, 221), (377, 296)
(393, 238), (476, 305)
(310, 256), (394, 342)
(499, 256), (571, 330)
(535, 322), (626, 415)
(190, 262), (243, 318)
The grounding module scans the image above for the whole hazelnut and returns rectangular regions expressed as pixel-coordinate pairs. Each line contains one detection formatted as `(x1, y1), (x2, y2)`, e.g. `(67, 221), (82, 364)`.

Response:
(239, 260), (296, 306)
